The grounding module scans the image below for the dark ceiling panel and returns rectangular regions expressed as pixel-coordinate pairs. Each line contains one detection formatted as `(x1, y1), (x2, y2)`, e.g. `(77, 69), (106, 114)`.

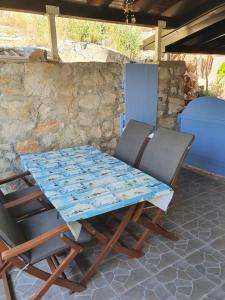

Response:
(0, 0), (224, 28)
(86, 0), (113, 7)
(147, 0), (180, 15)
(0, 0), (176, 27)
(166, 20), (225, 54)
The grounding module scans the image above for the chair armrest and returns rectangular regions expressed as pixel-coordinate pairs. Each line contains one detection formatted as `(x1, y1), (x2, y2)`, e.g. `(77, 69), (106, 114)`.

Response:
(0, 171), (31, 185)
(1, 223), (69, 261)
(3, 190), (44, 209)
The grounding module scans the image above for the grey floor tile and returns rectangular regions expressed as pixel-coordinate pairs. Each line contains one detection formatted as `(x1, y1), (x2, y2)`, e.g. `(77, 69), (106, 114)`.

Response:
(120, 276), (176, 300)
(182, 217), (225, 243)
(185, 245), (225, 284)
(139, 237), (181, 275)
(202, 282), (225, 300)
(156, 259), (215, 300)
(167, 204), (199, 226)
(97, 256), (151, 295)
(210, 235), (225, 256)
(202, 190), (225, 207)
(162, 226), (205, 258)
(203, 209), (225, 230)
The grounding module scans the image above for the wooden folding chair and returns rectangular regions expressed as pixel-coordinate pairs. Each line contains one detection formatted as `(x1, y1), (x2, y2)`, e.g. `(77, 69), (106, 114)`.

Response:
(0, 203), (92, 300)
(108, 128), (194, 251)
(0, 171), (52, 220)
(114, 119), (154, 166)
(129, 128), (194, 250)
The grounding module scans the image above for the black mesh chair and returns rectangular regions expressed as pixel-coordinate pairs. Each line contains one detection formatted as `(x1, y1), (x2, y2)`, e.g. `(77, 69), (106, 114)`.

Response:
(0, 203), (91, 300)
(0, 172), (52, 220)
(114, 120), (154, 166)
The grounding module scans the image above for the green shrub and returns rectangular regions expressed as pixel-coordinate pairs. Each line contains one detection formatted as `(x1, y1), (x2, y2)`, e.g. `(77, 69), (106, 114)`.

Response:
(0, 11), (142, 59)
(217, 62), (225, 77)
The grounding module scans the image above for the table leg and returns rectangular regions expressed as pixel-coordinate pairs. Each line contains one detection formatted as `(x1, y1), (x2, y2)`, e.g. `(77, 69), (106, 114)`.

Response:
(80, 204), (138, 285)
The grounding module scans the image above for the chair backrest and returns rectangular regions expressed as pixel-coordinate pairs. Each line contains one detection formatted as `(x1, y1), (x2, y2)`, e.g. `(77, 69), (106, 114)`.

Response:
(114, 120), (154, 166)
(0, 202), (30, 260)
(138, 127), (194, 186)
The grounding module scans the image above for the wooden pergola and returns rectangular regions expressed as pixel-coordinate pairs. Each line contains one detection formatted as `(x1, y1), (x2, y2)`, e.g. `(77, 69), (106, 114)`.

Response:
(0, 0), (224, 56)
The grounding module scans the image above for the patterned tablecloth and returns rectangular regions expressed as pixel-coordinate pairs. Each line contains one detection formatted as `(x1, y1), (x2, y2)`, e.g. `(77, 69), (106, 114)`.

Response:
(21, 145), (173, 223)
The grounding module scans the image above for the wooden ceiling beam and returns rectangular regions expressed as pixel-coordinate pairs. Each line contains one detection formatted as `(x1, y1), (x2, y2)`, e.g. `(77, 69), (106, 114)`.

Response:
(165, 44), (225, 55)
(86, 0), (113, 7)
(0, 0), (176, 28)
(174, 0), (225, 27)
(177, 20), (225, 47)
(143, 4), (225, 50)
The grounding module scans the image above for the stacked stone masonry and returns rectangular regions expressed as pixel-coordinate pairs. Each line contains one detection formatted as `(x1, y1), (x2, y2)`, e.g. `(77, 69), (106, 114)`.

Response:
(157, 61), (186, 129)
(0, 62), (124, 184)
(0, 61), (185, 190)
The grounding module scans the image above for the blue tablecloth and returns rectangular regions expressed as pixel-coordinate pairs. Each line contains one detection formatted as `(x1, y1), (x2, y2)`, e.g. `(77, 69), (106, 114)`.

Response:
(21, 145), (173, 223)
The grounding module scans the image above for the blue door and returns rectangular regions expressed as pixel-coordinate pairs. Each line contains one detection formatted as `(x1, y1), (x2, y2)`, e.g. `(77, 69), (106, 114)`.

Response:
(123, 63), (158, 128)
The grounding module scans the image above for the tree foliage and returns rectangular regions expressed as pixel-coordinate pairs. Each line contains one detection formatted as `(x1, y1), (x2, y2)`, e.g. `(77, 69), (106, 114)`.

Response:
(217, 62), (225, 77)
(0, 11), (142, 59)
(56, 19), (142, 59)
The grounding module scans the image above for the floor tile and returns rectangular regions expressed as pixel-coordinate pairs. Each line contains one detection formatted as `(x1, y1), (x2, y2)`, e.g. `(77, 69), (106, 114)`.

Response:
(162, 226), (205, 258)
(203, 209), (225, 230)
(210, 235), (225, 256)
(185, 245), (225, 284)
(97, 256), (151, 295)
(202, 282), (225, 300)
(120, 276), (176, 300)
(138, 238), (181, 275)
(182, 217), (225, 243)
(156, 259), (215, 300)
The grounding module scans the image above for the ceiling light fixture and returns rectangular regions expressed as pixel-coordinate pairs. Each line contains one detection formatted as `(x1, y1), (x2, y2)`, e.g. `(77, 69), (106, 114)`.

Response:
(123, 0), (136, 24)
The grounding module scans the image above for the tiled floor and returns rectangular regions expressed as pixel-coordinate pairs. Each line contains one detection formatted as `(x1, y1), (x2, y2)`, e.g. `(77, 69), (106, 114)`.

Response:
(1, 168), (225, 300)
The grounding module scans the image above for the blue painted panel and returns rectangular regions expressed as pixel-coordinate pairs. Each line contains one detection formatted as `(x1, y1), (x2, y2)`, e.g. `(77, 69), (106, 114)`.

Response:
(124, 64), (158, 127)
(178, 96), (225, 176)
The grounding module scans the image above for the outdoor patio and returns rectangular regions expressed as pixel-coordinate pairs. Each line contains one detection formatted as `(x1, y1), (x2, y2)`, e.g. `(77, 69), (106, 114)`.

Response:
(0, 1), (224, 300)
(1, 167), (225, 300)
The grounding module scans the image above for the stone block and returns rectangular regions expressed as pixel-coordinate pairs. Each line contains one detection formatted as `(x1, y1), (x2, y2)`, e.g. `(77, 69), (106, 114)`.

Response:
(158, 117), (176, 129)
(79, 93), (100, 110)
(113, 117), (120, 136)
(169, 97), (184, 105)
(89, 125), (102, 140)
(101, 91), (116, 105)
(0, 159), (11, 172)
(3, 101), (33, 120)
(33, 120), (60, 135)
(159, 67), (170, 80)
(0, 63), (24, 76)
(16, 140), (39, 154)
(0, 144), (11, 152)
(168, 103), (183, 114)
(170, 86), (178, 95)
(79, 111), (95, 126)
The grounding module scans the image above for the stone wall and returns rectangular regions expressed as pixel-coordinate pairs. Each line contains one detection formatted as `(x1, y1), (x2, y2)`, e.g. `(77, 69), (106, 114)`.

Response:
(157, 61), (186, 128)
(0, 62), (123, 181)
